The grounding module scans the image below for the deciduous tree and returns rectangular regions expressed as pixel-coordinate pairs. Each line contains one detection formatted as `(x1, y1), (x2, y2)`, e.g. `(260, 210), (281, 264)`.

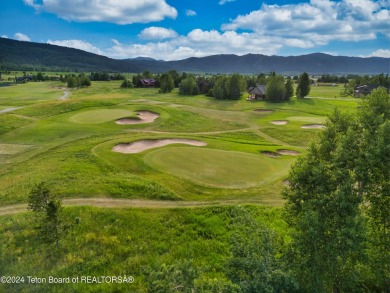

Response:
(283, 88), (390, 291)
(159, 73), (174, 93)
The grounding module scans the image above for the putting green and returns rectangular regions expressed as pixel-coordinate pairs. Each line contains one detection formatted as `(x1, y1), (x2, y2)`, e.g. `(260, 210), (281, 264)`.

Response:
(144, 147), (292, 188)
(69, 109), (134, 124)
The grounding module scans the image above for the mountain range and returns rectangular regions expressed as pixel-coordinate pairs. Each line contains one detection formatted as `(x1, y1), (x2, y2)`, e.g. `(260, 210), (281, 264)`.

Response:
(0, 38), (388, 74)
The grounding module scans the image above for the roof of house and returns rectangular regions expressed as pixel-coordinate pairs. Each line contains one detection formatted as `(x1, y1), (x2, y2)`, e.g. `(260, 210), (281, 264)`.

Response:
(354, 84), (380, 91)
(248, 84), (266, 95)
(140, 78), (156, 85)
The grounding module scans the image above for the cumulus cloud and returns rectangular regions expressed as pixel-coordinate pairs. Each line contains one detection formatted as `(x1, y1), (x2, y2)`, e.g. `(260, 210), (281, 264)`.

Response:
(14, 33), (31, 41)
(1, 35), (8, 38)
(185, 9), (197, 16)
(47, 39), (105, 55)
(138, 27), (178, 40)
(106, 29), (281, 60)
(24, 0), (177, 24)
(367, 49), (390, 57)
(222, 0), (390, 48)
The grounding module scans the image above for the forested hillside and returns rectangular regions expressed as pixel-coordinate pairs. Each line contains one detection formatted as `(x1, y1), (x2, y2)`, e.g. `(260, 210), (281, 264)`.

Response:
(0, 38), (388, 74)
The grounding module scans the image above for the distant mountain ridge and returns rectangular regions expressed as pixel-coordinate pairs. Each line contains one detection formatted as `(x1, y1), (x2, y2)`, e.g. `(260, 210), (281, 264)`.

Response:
(0, 38), (388, 74)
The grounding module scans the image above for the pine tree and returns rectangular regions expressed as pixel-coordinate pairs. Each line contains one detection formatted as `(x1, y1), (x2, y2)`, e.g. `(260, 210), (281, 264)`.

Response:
(296, 72), (311, 98)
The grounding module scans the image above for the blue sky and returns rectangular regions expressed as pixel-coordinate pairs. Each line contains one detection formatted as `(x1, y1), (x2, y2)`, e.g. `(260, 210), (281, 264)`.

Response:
(1, 0), (389, 60)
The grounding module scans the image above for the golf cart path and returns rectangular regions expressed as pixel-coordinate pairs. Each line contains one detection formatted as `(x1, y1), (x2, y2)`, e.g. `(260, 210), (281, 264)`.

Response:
(59, 90), (71, 100)
(0, 197), (283, 216)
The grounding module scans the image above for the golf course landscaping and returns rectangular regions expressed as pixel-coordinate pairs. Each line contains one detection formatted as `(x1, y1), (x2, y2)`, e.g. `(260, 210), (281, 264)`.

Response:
(0, 79), (362, 291)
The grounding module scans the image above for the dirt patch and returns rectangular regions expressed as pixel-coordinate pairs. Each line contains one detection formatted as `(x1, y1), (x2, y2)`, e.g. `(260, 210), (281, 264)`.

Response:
(283, 179), (290, 187)
(301, 124), (325, 129)
(115, 110), (159, 125)
(277, 149), (300, 156)
(270, 120), (288, 125)
(254, 109), (274, 113)
(112, 138), (207, 154)
(261, 151), (280, 157)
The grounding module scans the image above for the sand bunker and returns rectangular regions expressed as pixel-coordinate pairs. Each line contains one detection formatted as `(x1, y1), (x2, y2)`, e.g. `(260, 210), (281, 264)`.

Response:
(254, 109), (274, 113)
(112, 138), (207, 154)
(261, 151), (280, 157)
(115, 110), (159, 125)
(301, 124), (325, 129)
(270, 120), (288, 125)
(277, 149), (300, 156)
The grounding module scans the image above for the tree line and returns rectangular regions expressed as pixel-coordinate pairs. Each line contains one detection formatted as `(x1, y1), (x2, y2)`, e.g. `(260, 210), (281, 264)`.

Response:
(127, 70), (311, 101)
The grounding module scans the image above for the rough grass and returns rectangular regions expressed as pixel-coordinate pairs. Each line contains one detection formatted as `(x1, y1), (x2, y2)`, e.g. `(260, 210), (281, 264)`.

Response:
(0, 205), (287, 292)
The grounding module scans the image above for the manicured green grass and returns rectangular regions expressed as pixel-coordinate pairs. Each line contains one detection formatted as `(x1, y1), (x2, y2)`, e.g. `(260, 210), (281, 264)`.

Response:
(144, 147), (292, 188)
(69, 109), (135, 124)
(0, 80), (360, 206)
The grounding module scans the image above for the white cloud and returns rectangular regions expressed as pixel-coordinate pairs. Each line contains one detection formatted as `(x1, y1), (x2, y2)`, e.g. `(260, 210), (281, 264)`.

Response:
(47, 39), (105, 55)
(222, 0), (390, 48)
(219, 0), (235, 5)
(14, 33), (31, 41)
(24, 0), (177, 24)
(367, 49), (390, 57)
(138, 27), (178, 40)
(1, 35), (8, 38)
(106, 29), (282, 61)
(185, 9), (197, 16)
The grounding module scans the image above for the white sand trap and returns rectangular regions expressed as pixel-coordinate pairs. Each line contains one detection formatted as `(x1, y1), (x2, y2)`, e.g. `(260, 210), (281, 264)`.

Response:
(270, 120), (288, 125)
(112, 139), (207, 154)
(261, 151), (280, 157)
(277, 149), (300, 156)
(115, 110), (159, 125)
(301, 124), (326, 129)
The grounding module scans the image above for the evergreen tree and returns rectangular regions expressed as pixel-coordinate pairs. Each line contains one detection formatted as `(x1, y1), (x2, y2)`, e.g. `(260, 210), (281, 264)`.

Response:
(285, 78), (294, 100)
(296, 72), (311, 98)
(28, 182), (70, 248)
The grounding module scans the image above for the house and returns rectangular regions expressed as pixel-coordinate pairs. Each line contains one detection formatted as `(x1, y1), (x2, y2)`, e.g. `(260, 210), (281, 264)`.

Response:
(15, 75), (33, 83)
(353, 84), (380, 97)
(138, 78), (157, 88)
(247, 84), (266, 100)
(197, 80), (213, 94)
